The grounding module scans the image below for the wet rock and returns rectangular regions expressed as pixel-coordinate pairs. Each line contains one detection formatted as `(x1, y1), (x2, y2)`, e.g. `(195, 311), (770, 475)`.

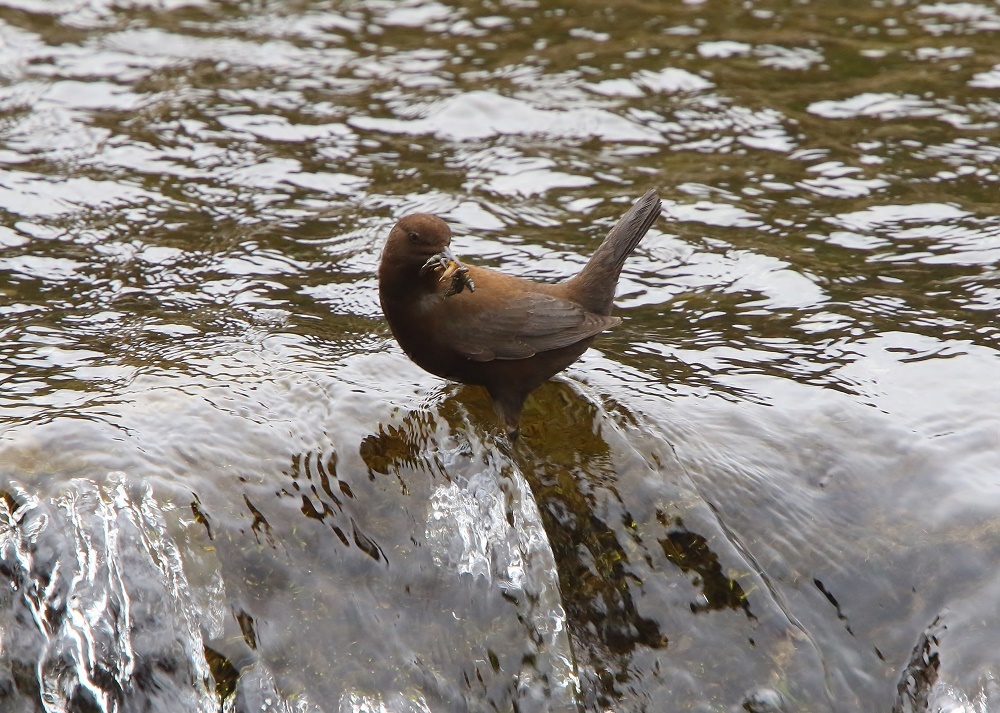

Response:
(740, 686), (789, 712)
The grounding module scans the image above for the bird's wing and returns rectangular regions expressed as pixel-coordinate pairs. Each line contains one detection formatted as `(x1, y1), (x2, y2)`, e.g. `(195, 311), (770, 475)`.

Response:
(437, 291), (621, 362)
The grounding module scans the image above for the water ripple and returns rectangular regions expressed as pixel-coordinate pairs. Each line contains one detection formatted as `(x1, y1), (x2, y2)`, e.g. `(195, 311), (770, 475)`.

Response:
(0, 475), (214, 712)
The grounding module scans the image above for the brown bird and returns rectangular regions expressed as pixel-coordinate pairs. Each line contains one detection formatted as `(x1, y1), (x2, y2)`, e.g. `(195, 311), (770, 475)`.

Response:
(378, 189), (661, 440)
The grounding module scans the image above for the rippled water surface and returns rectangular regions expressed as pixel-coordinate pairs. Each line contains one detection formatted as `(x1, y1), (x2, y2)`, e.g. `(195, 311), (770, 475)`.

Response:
(2, 1), (1000, 711)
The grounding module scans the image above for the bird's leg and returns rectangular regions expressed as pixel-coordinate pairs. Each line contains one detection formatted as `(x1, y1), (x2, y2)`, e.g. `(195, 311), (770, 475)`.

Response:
(490, 388), (525, 442)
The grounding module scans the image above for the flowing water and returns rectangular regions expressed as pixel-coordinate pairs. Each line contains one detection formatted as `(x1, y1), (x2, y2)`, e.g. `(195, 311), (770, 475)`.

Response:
(1, 0), (1000, 711)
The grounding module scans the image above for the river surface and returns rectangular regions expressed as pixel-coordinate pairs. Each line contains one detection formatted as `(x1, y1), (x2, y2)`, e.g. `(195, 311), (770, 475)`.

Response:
(1, 1), (1000, 712)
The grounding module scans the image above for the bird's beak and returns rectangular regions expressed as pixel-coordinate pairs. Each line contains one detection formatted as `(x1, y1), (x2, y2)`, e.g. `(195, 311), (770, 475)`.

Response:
(419, 245), (462, 276)
(441, 245), (459, 265)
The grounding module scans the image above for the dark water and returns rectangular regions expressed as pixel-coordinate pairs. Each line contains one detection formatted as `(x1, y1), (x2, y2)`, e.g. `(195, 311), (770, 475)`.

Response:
(2, 1), (1000, 711)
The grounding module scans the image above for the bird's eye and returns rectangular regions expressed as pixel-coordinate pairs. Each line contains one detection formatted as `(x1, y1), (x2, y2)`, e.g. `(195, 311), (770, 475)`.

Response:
(407, 231), (420, 243)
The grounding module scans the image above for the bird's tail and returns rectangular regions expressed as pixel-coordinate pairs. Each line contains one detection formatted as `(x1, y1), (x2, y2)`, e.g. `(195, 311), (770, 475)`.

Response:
(566, 189), (662, 314)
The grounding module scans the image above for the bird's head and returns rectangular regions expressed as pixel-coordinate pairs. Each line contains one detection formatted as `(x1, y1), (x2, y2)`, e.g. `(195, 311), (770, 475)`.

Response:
(381, 213), (453, 273)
